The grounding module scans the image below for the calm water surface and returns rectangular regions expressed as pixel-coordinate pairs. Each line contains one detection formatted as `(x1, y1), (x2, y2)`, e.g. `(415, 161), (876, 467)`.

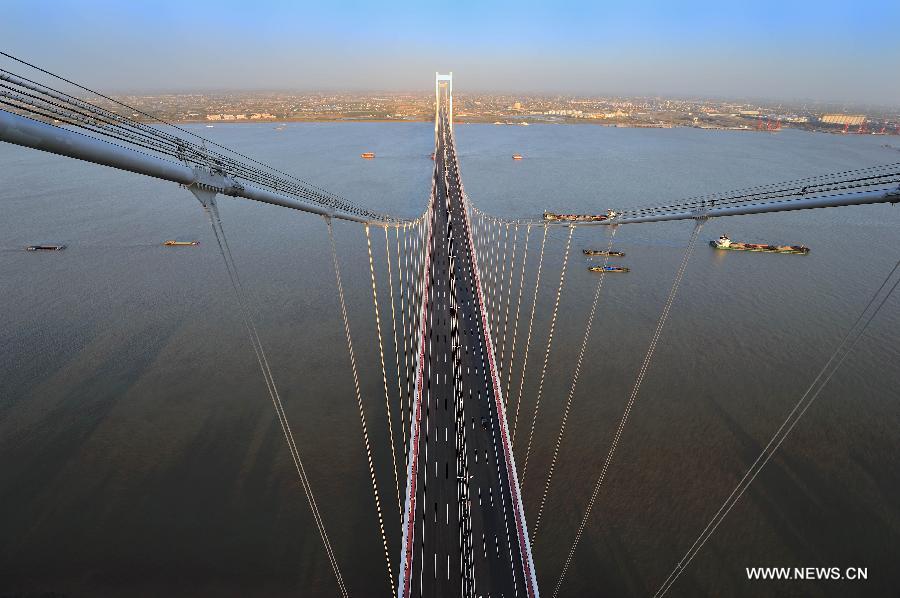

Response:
(1, 122), (898, 597)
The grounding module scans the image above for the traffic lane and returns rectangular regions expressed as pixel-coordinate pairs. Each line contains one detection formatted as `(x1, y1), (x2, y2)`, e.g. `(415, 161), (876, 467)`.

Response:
(413, 178), (461, 595)
(446, 175), (526, 593)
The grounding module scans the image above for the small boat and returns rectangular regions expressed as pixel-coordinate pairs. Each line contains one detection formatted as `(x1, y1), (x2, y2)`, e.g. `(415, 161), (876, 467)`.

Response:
(360, 152), (376, 159)
(583, 249), (625, 257)
(163, 240), (200, 246)
(26, 244), (66, 251)
(710, 236), (809, 255)
(512, 154), (523, 160)
(589, 265), (629, 273)
(544, 211), (609, 222)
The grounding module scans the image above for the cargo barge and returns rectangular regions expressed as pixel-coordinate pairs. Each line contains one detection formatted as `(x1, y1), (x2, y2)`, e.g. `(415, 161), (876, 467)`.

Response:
(710, 235), (809, 255)
(544, 211), (611, 222)
(26, 244), (66, 251)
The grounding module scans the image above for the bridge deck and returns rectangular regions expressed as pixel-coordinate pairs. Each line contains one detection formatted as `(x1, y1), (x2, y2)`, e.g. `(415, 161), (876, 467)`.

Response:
(398, 112), (538, 597)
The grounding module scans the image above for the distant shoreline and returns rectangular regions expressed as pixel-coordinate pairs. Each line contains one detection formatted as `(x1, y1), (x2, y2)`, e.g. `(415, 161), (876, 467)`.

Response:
(176, 118), (886, 136)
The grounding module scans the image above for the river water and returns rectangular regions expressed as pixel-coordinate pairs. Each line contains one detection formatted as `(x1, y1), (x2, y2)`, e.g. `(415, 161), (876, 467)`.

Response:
(1, 122), (898, 597)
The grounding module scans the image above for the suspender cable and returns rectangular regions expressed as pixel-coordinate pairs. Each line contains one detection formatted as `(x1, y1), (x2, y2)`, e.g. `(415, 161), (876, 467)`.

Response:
(533, 225), (619, 539)
(513, 224), (549, 442)
(366, 225), (403, 520)
(492, 220), (504, 336)
(486, 217), (499, 335)
(496, 223), (511, 373)
(505, 224), (532, 408)
(652, 255), (900, 598)
(202, 202), (346, 597)
(498, 224), (518, 392)
(481, 216), (494, 332)
(521, 224), (575, 483)
(385, 225), (406, 488)
(329, 221), (395, 596)
(396, 225), (411, 463)
(553, 219), (705, 598)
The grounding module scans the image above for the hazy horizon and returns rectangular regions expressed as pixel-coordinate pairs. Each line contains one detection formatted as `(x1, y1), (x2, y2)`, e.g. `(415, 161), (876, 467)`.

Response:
(2, 0), (899, 106)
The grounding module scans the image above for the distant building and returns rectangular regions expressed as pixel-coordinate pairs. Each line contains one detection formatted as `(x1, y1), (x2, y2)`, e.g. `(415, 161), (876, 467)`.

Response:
(513, 101), (522, 110)
(820, 114), (866, 126)
(206, 114), (222, 121)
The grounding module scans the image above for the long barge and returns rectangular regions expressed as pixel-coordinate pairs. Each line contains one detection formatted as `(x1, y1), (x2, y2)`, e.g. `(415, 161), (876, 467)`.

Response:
(710, 237), (809, 254)
(26, 244), (66, 251)
(544, 211), (611, 222)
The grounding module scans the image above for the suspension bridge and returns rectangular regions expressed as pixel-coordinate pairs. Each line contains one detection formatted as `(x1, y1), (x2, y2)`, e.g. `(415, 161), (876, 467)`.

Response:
(2, 55), (900, 597)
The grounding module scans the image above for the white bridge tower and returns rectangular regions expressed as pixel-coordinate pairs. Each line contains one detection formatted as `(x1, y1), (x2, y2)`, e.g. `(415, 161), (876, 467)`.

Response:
(435, 72), (453, 132)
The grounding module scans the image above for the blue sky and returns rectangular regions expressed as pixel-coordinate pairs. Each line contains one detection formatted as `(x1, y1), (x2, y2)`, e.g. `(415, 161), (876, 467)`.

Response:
(2, 0), (898, 104)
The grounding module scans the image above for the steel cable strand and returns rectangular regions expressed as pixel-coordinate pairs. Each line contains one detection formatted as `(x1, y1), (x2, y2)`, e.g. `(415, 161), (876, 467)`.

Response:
(366, 225), (403, 520)
(407, 217), (426, 455)
(407, 220), (422, 454)
(329, 221), (395, 596)
(0, 82), (399, 221)
(472, 214), (485, 316)
(209, 209), (347, 588)
(512, 224), (550, 443)
(0, 54), (398, 222)
(553, 219), (705, 598)
(202, 203), (346, 596)
(495, 222), (512, 382)
(533, 225), (619, 539)
(521, 224), (576, 483)
(396, 226), (411, 463)
(0, 96), (198, 168)
(385, 225), (406, 492)
(401, 225), (414, 459)
(652, 256), (900, 598)
(620, 162), (900, 217)
(0, 85), (195, 162)
(505, 224), (532, 409)
(0, 77), (226, 166)
(407, 222), (421, 450)
(482, 217), (496, 335)
(490, 219), (504, 340)
(498, 224), (519, 395)
(487, 218), (500, 339)
(619, 169), (900, 221)
(474, 213), (485, 292)
(479, 216), (490, 318)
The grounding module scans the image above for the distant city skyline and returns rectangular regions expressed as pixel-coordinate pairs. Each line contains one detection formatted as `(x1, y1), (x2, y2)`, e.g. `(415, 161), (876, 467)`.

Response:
(2, 0), (899, 105)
